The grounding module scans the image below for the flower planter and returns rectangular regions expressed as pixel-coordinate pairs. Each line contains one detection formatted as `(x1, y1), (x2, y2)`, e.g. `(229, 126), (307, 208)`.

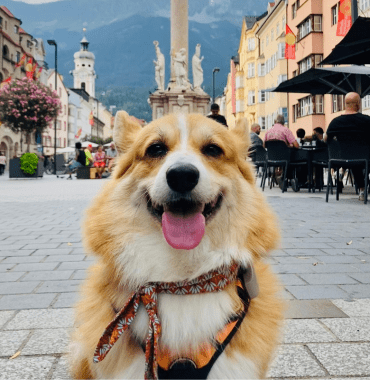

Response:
(9, 157), (44, 179)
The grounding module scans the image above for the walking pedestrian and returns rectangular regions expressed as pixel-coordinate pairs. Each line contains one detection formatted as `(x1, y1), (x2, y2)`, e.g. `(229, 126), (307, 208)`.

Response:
(0, 151), (6, 175)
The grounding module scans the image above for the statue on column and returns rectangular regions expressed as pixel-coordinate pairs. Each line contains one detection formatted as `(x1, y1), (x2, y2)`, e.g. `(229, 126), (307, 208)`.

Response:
(153, 41), (165, 92)
(173, 48), (187, 89)
(192, 44), (204, 92)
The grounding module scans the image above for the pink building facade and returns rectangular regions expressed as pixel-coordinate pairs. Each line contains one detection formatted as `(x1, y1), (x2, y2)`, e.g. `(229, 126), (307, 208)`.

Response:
(287, 0), (348, 136)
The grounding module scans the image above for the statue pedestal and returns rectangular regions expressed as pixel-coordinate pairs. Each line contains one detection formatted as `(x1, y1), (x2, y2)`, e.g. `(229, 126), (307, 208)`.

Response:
(149, 88), (210, 120)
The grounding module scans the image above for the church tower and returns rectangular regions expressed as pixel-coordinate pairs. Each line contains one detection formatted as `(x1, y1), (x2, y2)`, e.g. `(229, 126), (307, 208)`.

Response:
(72, 28), (96, 97)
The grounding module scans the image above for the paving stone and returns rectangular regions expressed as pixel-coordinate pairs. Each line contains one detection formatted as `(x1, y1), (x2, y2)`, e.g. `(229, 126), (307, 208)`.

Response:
(57, 262), (92, 271)
(0, 282), (39, 295)
(283, 249), (322, 256)
(11, 262), (59, 272)
(348, 273), (370, 284)
(285, 300), (349, 319)
(5, 309), (74, 330)
(271, 264), (316, 274)
(278, 274), (307, 286)
(308, 343), (370, 376)
(289, 242), (333, 249)
(0, 263), (16, 272)
(31, 248), (74, 256)
(0, 256), (46, 264)
(283, 319), (337, 343)
(51, 356), (72, 380)
(70, 248), (86, 255)
(0, 294), (56, 310)
(0, 356), (55, 379)
(21, 270), (73, 282)
(268, 345), (326, 378)
(0, 330), (30, 357)
(53, 293), (79, 308)
(339, 285), (370, 298)
(312, 263), (362, 273)
(21, 329), (70, 355)
(0, 272), (25, 282)
(332, 299), (370, 317)
(274, 257), (316, 265)
(321, 248), (368, 256)
(0, 250), (35, 257)
(36, 280), (83, 293)
(0, 311), (15, 328)
(0, 245), (25, 251)
(313, 255), (363, 264)
(43, 255), (86, 263)
(286, 285), (349, 300)
(71, 270), (87, 280)
(321, 317), (370, 342)
(299, 274), (359, 285)
(21, 243), (61, 250)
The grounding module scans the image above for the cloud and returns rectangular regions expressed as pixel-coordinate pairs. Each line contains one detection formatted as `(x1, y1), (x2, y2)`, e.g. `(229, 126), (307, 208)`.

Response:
(12, 0), (62, 3)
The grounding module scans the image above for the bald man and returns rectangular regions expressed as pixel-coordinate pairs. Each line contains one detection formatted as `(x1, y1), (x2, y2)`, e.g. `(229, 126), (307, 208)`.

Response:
(325, 92), (370, 201)
(250, 123), (263, 147)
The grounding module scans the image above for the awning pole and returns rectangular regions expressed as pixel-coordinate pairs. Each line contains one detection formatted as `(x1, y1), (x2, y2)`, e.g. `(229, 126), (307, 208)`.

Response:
(352, 0), (358, 21)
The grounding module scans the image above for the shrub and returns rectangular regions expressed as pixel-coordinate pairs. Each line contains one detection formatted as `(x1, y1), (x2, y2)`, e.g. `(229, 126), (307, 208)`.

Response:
(20, 152), (39, 175)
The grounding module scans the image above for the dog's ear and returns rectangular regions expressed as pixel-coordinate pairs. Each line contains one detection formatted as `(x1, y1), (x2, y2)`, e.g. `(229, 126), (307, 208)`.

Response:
(230, 118), (250, 159)
(113, 111), (142, 154)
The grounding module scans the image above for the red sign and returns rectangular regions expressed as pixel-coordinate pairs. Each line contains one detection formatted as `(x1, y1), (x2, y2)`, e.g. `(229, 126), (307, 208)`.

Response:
(337, 0), (352, 36)
(15, 53), (26, 68)
(26, 58), (34, 79)
(75, 128), (82, 139)
(231, 59), (236, 114)
(89, 111), (94, 126)
(285, 25), (296, 60)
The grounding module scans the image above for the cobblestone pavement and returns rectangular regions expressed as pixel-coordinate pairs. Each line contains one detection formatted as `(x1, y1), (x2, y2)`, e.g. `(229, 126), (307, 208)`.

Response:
(0, 173), (369, 379)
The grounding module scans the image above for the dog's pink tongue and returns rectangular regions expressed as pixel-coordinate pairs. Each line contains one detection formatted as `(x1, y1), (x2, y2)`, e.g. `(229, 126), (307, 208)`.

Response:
(162, 212), (205, 250)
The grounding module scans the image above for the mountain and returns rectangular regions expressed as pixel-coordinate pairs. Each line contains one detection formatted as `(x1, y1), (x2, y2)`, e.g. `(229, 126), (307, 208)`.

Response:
(41, 14), (241, 92)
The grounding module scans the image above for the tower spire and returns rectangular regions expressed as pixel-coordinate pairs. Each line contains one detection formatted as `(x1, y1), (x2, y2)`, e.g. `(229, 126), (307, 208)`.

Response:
(81, 27), (89, 51)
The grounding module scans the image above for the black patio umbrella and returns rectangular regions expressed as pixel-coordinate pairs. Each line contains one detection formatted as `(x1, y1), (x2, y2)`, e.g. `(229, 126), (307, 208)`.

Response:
(320, 17), (370, 66)
(271, 66), (370, 97)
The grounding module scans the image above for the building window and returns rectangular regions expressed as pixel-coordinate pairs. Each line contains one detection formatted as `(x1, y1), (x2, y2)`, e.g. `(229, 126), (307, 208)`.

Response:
(298, 54), (323, 74)
(258, 63), (265, 77)
(282, 15), (286, 27)
(276, 22), (280, 36)
(77, 111), (82, 119)
(266, 36), (269, 46)
(297, 15), (322, 41)
(332, 94), (344, 113)
(299, 96), (313, 116)
(279, 107), (288, 121)
(64, 138), (66, 147)
(332, 3), (339, 25)
(248, 38), (255, 51)
(362, 95), (370, 109)
(236, 75), (244, 89)
(57, 138), (61, 148)
(16, 52), (21, 63)
(5, 20), (7, 30)
(278, 42), (285, 59)
(27, 40), (32, 48)
(258, 116), (266, 130)
(261, 40), (264, 53)
(64, 105), (66, 115)
(236, 100), (244, 113)
(0, 17), (2, 27)
(14, 25), (19, 34)
(247, 63), (255, 78)
(81, 82), (86, 90)
(248, 91), (255, 105)
(258, 90), (266, 103)
(64, 121), (66, 131)
(59, 88), (62, 97)
(360, 0), (370, 11)
(2, 45), (9, 59)
(271, 29), (274, 41)
(292, 2), (297, 19)
(315, 95), (324, 114)
(57, 121), (61, 130)
(314, 15), (322, 31)
(278, 75), (287, 85)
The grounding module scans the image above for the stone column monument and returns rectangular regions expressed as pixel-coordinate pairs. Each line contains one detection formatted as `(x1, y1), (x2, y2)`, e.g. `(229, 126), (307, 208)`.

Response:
(148, 0), (210, 120)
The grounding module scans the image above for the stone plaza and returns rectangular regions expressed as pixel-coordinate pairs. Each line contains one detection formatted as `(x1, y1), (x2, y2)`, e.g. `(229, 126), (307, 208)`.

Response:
(0, 174), (369, 379)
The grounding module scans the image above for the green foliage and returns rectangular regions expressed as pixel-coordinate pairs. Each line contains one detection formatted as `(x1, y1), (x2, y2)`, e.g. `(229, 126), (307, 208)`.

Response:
(20, 153), (39, 175)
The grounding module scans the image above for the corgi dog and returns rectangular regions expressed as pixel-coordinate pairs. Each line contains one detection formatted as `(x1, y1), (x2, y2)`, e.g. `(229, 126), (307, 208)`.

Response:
(70, 112), (284, 380)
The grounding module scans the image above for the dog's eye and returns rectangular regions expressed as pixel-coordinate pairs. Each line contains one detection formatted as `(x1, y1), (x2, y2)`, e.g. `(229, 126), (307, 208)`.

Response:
(202, 144), (223, 158)
(145, 143), (168, 158)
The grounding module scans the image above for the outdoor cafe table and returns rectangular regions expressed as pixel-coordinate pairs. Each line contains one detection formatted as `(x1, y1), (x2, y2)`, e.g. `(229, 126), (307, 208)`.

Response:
(291, 145), (328, 192)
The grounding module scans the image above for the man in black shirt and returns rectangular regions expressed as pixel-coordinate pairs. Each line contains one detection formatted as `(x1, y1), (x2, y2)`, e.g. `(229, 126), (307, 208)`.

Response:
(66, 142), (86, 180)
(207, 104), (228, 127)
(325, 92), (370, 201)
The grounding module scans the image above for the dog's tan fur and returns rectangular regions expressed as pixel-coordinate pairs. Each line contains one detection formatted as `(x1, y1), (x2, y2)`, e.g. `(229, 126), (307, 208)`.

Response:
(70, 112), (284, 379)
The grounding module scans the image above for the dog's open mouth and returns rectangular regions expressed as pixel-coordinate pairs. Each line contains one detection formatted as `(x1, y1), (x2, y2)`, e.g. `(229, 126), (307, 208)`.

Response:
(146, 193), (223, 250)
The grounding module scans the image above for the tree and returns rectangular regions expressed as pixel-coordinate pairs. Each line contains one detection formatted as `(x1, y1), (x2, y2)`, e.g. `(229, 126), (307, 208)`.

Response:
(0, 77), (61, 150)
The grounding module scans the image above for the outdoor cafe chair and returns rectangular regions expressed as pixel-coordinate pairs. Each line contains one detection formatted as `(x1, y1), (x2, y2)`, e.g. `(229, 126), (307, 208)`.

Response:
(249, 145), (266, 184)
(262, 140), (307, 193)
(326, 133), (370, 204)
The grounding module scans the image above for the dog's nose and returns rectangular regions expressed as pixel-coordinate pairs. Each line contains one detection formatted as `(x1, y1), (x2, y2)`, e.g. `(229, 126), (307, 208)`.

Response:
(166, 164), (200, 193)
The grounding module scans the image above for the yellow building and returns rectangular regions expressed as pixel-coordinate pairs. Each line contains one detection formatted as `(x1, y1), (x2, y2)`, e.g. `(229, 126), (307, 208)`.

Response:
(255, 0), (288, 132)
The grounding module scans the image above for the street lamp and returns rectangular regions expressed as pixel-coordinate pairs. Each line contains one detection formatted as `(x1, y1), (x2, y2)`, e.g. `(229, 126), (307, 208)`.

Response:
(47, 39), (58, 176)
(212, 67), (220, 104)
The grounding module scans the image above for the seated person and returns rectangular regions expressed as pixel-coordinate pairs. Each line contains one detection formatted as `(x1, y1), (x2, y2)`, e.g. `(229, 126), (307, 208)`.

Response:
(67, 142), (86, 179)
(106, 143), (118, 173)
(325, 92), (370, 200)
(207, 104), (228, 127)
(296, 128), (306, 146)
(305, 127), (326, 147)
(264, 114), (299, 148)
(84, 144), (94, 167)
(250, 123), (263, 147)
(93, 145), (106, 179)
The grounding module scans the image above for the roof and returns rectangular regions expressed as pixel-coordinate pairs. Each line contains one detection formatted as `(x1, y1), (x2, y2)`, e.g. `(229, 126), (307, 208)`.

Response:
(0, 6), (22, 24)
(69, 88), (90, 102)
(19, 27), (31, 36)
(256, 0), (285, 34)
(243, 11), (268, 31)
(231, 54), (239, 64)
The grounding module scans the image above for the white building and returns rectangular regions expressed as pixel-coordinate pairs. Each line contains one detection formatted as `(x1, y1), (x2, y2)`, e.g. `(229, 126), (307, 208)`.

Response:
(42, 71), (69, 155)
(71, 31), (96, 98)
